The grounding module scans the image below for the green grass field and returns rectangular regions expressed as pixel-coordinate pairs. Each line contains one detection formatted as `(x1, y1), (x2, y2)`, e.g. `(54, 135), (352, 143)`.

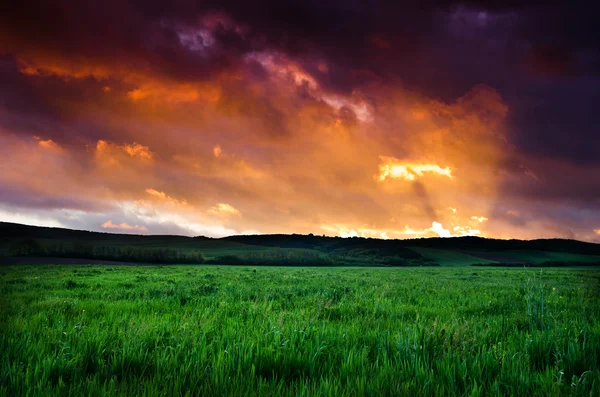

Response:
(1, 265), (599, 396)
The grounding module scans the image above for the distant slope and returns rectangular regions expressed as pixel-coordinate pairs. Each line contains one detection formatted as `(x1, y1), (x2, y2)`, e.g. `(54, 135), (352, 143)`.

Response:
(0, 222), (268, 259)
(405, 236), (600, 256)
(464, 249), (600, 265)
(224, 234), (422, 258)
(226, 234), (600, 265)
(409, 247), (498, 266)
(2, 222), (600, 266)
(0, 222), (429, 266)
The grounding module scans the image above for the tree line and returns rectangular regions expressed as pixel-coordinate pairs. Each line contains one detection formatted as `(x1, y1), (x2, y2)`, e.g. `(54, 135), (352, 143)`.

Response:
(9, 240), (205, 264)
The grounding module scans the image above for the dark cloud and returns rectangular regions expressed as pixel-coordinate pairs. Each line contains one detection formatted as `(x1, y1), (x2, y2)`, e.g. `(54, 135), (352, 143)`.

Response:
(0, 58), (58, 124)
(524, 44), (575, 77)
(506, 77), (600, 165)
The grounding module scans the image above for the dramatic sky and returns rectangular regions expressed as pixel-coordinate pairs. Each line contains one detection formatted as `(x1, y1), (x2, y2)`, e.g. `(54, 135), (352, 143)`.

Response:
(1, 1), (599, 241)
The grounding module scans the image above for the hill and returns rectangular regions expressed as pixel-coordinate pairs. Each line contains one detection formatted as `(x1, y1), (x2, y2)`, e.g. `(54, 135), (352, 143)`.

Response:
(1, 222), (600, 266)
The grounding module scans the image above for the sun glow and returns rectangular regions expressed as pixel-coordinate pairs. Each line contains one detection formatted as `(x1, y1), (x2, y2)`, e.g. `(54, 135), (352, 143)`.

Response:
(378, 156), (453, 181)
(101, 220), (148, 232)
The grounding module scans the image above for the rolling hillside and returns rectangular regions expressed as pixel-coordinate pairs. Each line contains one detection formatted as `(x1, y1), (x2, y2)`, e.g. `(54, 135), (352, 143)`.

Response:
(2, 222), (600, 266)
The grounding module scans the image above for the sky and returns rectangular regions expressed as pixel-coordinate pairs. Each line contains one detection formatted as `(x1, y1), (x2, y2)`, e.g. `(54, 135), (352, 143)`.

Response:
(0, 1), (599, 241)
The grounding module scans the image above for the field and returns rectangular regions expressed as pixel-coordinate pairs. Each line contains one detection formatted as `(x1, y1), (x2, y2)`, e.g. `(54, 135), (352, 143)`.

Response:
(1, 265), (599, 396)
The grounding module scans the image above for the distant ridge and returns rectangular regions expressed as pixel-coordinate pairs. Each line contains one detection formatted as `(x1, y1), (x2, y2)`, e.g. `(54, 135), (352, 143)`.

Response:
(2, 221), (600, 256)
(0, 221), (213, 241)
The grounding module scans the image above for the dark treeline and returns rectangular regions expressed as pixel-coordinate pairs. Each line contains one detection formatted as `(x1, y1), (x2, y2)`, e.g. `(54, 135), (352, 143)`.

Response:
(224, 234), (423, 258)
(4, 221), (600, 257)
(7, 240), (437, 266)
(9, 240), (205, 264)
(225, 234), (600, 256)
(0, 221), (209, 243)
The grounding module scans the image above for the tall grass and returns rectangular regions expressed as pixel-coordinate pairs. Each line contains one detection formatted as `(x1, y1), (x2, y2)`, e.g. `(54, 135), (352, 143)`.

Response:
(1, 265), (599, 396)
(525, 268), (546, 331)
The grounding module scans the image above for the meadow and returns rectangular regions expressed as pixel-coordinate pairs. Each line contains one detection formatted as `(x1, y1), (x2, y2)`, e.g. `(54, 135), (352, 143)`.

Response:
(1, 265), (599, 396)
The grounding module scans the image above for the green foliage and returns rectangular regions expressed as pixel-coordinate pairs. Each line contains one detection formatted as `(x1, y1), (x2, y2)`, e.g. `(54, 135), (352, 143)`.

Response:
(207, 249), (334, 266)
(9, 239), (44, 256)
(525, 270), (546, 331)
(7, 241), (206, 264)
(1, 266), (599, 396)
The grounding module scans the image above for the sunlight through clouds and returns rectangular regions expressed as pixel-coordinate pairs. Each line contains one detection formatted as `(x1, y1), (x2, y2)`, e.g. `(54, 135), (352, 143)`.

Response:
(378, 157), (453, 181)
(208, 203), (240, 216)
(101, 220), (148, 232)
(145, 189), (187, 207)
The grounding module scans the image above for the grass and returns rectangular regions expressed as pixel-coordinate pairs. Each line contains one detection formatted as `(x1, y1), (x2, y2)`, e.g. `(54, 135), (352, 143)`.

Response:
(1, 265), (599, 396)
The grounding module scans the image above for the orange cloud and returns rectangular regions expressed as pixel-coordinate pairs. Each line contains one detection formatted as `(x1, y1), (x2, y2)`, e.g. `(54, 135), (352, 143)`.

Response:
(378, 157), (453, 181)
(95, 140), (153, 161)
(121, 143), (153, 160)
(126, 83), (218, 104)
(208, 203), (240, 215)
(429, 221), (482, 237)
(145, 188), (187, 206)
(101, 220), (148, 232)
(34, 136), (63, 152)
(16, 52), (224, 108)
(452, 225), (482, 236)
(17, 56), (113, 80)
(3, 45), (554, 240)
(320, 221), (482, 240)
(320, 224), (393, 239)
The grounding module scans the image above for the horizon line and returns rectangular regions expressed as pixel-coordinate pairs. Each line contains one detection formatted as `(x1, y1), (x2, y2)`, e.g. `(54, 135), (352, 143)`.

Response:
(0, 220), (596, 244)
